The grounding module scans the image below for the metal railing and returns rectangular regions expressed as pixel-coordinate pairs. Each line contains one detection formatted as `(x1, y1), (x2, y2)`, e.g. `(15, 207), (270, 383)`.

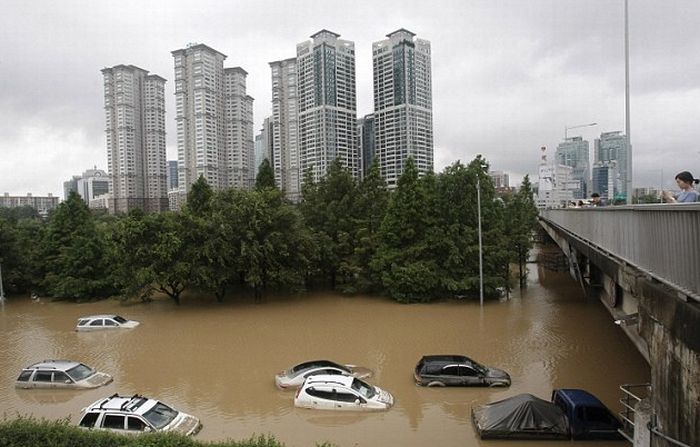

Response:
(540, 204), (700, 302)
(619, 383), (650, 442)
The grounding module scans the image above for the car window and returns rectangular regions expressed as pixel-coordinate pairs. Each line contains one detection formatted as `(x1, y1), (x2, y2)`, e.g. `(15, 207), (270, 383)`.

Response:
(335, 392), (359, 402)
(34, 371), (53, 382)
(78, 319), (90, 326)
(585, 407), (615, 424)
(79, 412), (99, 428)
(66, 364), (94, 381)
(89, 319), (103, 326)
(113, 316), (128, 324)
(143, 402), (178, 429)
(459, 366), (479, 376)
(102, 415), (125, 429)
(441, 366), (461, 376)
(423, 364), (442, 375)
(104, 319), (117, 326)
(351, 379), (376, 399)
(305, 387), (335, 400)
(127, 417), (147, 431)
(17, 370), (33, 382)
(52, 372), (71, 383)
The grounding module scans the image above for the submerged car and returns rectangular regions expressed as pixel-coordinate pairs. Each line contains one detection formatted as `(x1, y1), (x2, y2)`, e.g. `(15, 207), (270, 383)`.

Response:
(414, 355), (511, 387)
(294, 375), (394, 411)
(79, 394), (201, 436)
(275, 360), (372, 389)
(15, 360), (112, 389)
(76, 315), (140, 332)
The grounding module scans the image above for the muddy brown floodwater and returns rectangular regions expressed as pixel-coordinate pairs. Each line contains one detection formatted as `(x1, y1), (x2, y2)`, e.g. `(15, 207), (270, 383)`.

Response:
(0, 264), (649, 447)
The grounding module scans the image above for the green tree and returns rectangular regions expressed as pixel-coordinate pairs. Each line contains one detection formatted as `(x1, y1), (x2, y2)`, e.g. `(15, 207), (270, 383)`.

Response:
(300, 159), (358, 290)
(112, 211), (194, 304)
(346, 161), (389, 293)
(505, 174), (538, 286)
(255, 158), (276, 190)
(40, 191), (115, 299)
(185, 175), (213, 215)
(372, 158), (440, 302)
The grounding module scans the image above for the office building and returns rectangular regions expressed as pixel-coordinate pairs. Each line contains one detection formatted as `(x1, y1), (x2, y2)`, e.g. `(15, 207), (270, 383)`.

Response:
(167, 160), (178, 191)
(555, 136), (589, 200)
(537, 147), (578, 208)
(489, 170), (510, 189)
(102, 64), (168, 213)
(592, 161), (620, 201)
(296, 30), (359, 183)
(373, 29), (433, 188)
(358, 114), (375, 178)
(269, 58), (301, 198)
(172, 43), (254, 197)
(595, 131), (629, 200)
(76, 168), (109, 203)
(254, 116), (272, 180)
(63, 176), (81, 200)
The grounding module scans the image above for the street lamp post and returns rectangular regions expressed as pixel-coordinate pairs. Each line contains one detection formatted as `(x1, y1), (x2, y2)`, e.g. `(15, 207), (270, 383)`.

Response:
(624, 0), (633, 204)
(477, 179), (484, 307)
(0, 261), (6, 303)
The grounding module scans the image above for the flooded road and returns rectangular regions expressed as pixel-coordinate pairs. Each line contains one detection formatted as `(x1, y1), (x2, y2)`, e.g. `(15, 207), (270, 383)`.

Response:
(0, 264), (649, 446)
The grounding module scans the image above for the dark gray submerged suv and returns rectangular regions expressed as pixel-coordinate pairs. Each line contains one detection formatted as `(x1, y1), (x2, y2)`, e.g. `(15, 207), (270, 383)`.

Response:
(414, 355), (511, 387)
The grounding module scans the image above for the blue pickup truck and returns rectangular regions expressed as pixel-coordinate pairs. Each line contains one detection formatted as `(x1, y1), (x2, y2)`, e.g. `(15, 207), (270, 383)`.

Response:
(551, 389), (624, 440)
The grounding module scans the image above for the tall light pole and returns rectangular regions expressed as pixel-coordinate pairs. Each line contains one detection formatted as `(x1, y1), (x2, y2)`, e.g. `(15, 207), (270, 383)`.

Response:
(477, 179), (484, 307)
(625, 0), (633, 204)
(0, 261), (6, 303)
(564, 123), (597, 140)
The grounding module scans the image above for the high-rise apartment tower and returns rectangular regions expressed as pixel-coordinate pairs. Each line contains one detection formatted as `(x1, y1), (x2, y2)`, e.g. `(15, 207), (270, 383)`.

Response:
(102, 65), (168, 213)
(296, 30), (359, 183)
(172, 43), (254, 197)
(372, 29), (433, 188)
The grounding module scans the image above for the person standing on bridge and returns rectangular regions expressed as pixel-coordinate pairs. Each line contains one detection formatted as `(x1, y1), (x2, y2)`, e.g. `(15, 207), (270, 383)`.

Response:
(590, 193), (606, 207)
(662, 171), (699, 203)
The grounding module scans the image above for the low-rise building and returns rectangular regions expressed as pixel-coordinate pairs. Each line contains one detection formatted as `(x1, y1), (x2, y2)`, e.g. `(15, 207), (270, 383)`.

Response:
(0, 193), (59, 216)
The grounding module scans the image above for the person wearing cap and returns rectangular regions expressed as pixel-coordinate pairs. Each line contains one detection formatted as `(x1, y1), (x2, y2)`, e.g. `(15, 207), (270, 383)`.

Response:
(662, 171), (699, 203)
(590, 192), (606, 207)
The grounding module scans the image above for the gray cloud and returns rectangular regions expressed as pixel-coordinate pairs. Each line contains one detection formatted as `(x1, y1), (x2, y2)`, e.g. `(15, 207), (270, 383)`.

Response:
(1, 0), (698, 196)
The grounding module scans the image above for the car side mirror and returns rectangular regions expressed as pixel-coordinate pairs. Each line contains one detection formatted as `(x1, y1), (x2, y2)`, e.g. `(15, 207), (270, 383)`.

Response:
(355, 399), (361, 405)
(144, 426), (152, 432)
(65, 380), (72, 384)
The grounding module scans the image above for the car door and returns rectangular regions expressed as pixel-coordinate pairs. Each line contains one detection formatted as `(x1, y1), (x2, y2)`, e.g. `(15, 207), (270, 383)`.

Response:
(458, 365), (481, 385)
(101, 414), (126, 432)
(104, 319), (118, 329)
(127, 416), (149, 433)
(52, 371), (73, 389)
(87, 319), (104, 331)
(334, 390), (359, 410)
(440, 365), (461, 385)
(32, 370), (53, 388)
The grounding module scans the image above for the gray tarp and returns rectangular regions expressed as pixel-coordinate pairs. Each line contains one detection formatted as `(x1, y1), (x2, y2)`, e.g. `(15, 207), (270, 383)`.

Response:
(472, 393), (570, 440)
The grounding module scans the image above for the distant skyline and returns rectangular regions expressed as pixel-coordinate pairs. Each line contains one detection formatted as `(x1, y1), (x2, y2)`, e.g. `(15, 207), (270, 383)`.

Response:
(1, 0), (699, 197)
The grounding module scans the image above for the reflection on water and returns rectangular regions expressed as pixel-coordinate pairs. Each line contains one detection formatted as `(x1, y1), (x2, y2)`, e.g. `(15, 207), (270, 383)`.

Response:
(0, 264), (649, 446)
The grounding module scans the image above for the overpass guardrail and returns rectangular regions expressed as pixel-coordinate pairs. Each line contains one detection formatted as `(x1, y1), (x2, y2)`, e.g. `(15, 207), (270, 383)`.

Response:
(539, 203), (700, 302)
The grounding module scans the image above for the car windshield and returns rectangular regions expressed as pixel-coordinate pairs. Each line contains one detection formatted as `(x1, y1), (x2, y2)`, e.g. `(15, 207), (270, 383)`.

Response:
(290, 360), (346, 375)
(351, 378), (376, 399)
(143, 402), (178, 429)
(66, 364), (94, 381)
(77, 319), (90, 326)
(113, 316), (128, 324)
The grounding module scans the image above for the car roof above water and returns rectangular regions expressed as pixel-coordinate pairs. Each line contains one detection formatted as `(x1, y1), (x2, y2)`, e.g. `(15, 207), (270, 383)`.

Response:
(78, 314), (124, 320)
(420, 355), (470, 364)
(25, 359), (83, 371)
(87, 394), (156, 415)
(304, 374), (356, 387)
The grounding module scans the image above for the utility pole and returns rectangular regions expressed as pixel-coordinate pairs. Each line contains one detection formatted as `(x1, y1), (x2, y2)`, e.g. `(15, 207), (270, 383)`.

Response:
(477, 179), (484, 307)
(0, 261), (6, 303)
(625, 0), (633, 204)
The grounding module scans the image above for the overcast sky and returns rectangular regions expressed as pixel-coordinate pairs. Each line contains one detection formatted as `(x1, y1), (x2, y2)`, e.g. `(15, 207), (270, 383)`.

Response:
(1, 0), (699, 197)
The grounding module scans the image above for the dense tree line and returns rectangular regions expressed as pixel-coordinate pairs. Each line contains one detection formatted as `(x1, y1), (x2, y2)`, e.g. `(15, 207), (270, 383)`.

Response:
(0, 156), (538, 304)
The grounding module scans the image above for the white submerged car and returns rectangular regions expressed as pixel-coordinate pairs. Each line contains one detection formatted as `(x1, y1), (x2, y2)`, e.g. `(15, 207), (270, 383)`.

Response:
(275, 359), (373, 390)
(76, 315), (140, 332)
(294, 375), (394, 411)
(15, 360), (112, 389)
(79, 394), (201, 436)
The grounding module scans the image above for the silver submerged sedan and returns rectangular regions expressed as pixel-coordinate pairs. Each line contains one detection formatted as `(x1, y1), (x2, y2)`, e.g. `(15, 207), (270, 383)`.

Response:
(275, 359), (373, 389)
(76, 315), (140, 331)
(15, 360), (113, 389)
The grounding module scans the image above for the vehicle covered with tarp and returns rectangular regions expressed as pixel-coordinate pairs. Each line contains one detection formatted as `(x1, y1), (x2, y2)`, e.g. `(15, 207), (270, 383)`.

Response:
(472, 393), (570, 440)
